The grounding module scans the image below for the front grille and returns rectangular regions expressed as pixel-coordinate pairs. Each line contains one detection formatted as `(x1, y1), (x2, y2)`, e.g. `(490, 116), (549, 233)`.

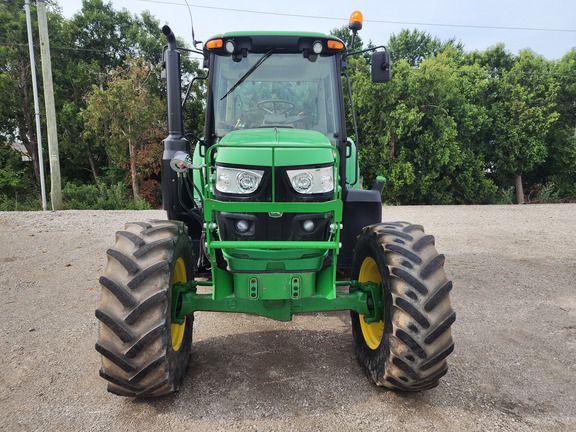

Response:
(217, 212), (332, 242)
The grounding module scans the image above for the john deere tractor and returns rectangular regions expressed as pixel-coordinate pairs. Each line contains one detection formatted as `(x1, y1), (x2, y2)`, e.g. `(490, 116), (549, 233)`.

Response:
(95, 11), (455, 397)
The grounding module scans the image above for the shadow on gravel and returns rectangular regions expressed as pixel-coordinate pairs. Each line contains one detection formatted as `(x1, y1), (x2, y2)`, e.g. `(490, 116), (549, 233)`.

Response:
(124, 328), (465, 422)
(124, 324), (573, 426)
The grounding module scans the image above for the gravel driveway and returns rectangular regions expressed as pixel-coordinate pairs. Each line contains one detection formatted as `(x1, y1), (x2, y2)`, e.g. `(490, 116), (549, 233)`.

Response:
(1, 205), (575, 431)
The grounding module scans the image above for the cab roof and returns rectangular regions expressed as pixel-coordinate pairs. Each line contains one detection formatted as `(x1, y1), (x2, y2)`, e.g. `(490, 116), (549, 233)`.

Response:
(204, 31), (347, 55)
(211, 31), (344, 40)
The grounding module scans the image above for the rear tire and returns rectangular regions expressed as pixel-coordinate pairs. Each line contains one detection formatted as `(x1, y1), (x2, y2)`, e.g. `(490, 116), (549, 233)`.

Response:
(95, 220), (194, 397)
(351, 222), (455, 391)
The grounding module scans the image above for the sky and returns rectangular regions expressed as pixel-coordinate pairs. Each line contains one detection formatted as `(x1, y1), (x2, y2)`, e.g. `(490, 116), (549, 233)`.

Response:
(55, 0), (576, 60)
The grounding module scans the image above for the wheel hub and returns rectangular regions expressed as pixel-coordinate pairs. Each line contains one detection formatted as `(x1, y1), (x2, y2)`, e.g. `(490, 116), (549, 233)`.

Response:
(358, 257), (384, 350)
(171, 258), (187, 351)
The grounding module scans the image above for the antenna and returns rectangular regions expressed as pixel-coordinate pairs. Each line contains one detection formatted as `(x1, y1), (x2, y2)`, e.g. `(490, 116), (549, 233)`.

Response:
(183, 0), (203, 49)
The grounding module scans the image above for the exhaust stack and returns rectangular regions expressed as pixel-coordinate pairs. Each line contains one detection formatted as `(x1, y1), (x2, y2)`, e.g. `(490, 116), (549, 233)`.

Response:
(162, 25), (185, 141)
(161, 25), (189, 217)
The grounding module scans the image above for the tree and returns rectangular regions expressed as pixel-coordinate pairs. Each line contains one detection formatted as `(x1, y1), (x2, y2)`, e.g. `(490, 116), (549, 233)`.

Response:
(0, 0), (206, 208)
(388, 29), (464, 67)
(545, 49), (576, 198)
(82, 59), (165, 200)
(350, 45), (496, 205)
(3, 0), (573, 207)
(0, 142), (36, 209)
(0, 1), (41, 181)
(485, 50), (559, 203)
(466, 43), (515, 75)
(181, 56), (208, 140)
(56, 1), (169, 186)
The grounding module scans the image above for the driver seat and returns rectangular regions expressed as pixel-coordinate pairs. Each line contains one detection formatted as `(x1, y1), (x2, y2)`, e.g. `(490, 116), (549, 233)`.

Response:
(262, 113), (288, 125)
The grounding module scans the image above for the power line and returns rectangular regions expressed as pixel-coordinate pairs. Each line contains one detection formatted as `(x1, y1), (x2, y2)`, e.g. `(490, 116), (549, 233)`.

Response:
(0, 42), (204, 60)
(1, 41), (115, 53)
(140, 0), (576, 33)
(453, 69), (576, 77)
(3, 42), (575, 76)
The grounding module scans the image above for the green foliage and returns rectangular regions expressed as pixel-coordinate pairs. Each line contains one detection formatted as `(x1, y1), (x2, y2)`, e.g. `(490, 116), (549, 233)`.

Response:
(1, 1), (575, 208)
(0, 144), (39, 211)
(350, 45), (498, 205)
(0, 1), (41, 180)
(342, 29), (574, 205)
(181, 57), (207, 138)
(0, 0), (189, 209)
(0, 194), (43, 212)
(535, 183), (560, 204)
(62, 181), (150, 210)
(82, 58), (166, 201)
(493, 187), (515, 205)
(490, 50), (559, 174)
(388, 29), (464, 67)
(544, 49), (576, 198)
(0, 146), (26, 192)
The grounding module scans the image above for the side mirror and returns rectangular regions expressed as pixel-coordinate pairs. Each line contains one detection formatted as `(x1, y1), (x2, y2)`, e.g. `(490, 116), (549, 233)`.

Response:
(371, 50), (391, 83)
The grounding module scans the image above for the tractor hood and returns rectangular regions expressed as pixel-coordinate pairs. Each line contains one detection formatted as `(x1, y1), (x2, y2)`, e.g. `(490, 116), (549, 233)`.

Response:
(216, 129), (335, 167)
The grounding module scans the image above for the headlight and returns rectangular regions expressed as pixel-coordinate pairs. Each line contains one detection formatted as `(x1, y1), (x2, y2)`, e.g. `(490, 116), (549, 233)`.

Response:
(287, 166), (334, 194)
(216, 166), (264, 194)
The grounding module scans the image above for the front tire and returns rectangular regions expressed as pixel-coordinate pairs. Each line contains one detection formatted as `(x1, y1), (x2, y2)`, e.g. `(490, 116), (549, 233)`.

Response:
(95, 220), (194, 397)
(351, 222), (455, 391)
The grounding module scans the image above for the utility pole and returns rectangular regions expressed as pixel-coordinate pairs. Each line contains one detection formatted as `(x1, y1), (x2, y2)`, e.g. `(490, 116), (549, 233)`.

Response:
(24, 0), (47, 211)
(36, 0), (62, 210)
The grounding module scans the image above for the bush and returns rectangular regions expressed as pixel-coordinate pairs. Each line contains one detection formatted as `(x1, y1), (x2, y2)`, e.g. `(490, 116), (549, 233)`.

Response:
(0, 193), (43, 211)
(493, 187), (515, 204)
(0, 145), (40, 211)
(62, 182), (151, 210)
(535, 183), (559, 204)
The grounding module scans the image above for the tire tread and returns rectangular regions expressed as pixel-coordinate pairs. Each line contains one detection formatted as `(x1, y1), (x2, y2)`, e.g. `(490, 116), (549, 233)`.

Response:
(99, 276), (135, 308)
(96, 220), (193, 398)
(351, 222), (454, 392)
(106, 249), (139, 275)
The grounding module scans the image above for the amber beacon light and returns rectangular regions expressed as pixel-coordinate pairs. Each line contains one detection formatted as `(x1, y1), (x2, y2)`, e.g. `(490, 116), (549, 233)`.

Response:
(349, 10), (363, 31)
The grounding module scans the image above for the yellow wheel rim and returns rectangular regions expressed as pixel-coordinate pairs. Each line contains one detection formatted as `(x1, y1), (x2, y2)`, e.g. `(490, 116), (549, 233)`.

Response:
(358, 257), (384, 350)
(171, 257), (187, 351)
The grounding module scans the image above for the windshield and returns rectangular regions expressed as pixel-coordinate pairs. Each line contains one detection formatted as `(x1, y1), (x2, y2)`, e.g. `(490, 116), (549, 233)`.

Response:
(212, 53), (341, 140)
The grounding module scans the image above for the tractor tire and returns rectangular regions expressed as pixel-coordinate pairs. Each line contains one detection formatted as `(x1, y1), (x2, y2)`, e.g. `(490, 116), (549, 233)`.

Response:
(95, 220), (194, 397)
(350, 222), (455, 391)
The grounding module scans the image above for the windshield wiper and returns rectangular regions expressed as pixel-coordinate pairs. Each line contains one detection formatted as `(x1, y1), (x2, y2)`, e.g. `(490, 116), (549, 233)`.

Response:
(220, 49), (275, 101)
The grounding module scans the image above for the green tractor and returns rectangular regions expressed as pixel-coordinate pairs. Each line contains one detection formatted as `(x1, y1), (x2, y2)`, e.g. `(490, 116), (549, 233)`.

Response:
(95, 11), (455, 397)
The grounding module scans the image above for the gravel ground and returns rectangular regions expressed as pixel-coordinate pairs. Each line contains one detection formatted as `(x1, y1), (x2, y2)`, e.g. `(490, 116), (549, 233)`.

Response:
(0, 205), (575, 431)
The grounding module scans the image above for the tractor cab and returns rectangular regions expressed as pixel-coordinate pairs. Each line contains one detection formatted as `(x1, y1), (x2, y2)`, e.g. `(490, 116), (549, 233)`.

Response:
(203, 32), (346, 146)
(194, 32), (388, 269)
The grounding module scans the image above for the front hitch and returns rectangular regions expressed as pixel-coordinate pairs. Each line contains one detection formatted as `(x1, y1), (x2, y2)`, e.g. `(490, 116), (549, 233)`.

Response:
(172, 279), (384, 323)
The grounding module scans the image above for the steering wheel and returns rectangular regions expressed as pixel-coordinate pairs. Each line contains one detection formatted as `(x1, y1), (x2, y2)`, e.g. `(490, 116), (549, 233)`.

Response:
(257, 100), (295, 115)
